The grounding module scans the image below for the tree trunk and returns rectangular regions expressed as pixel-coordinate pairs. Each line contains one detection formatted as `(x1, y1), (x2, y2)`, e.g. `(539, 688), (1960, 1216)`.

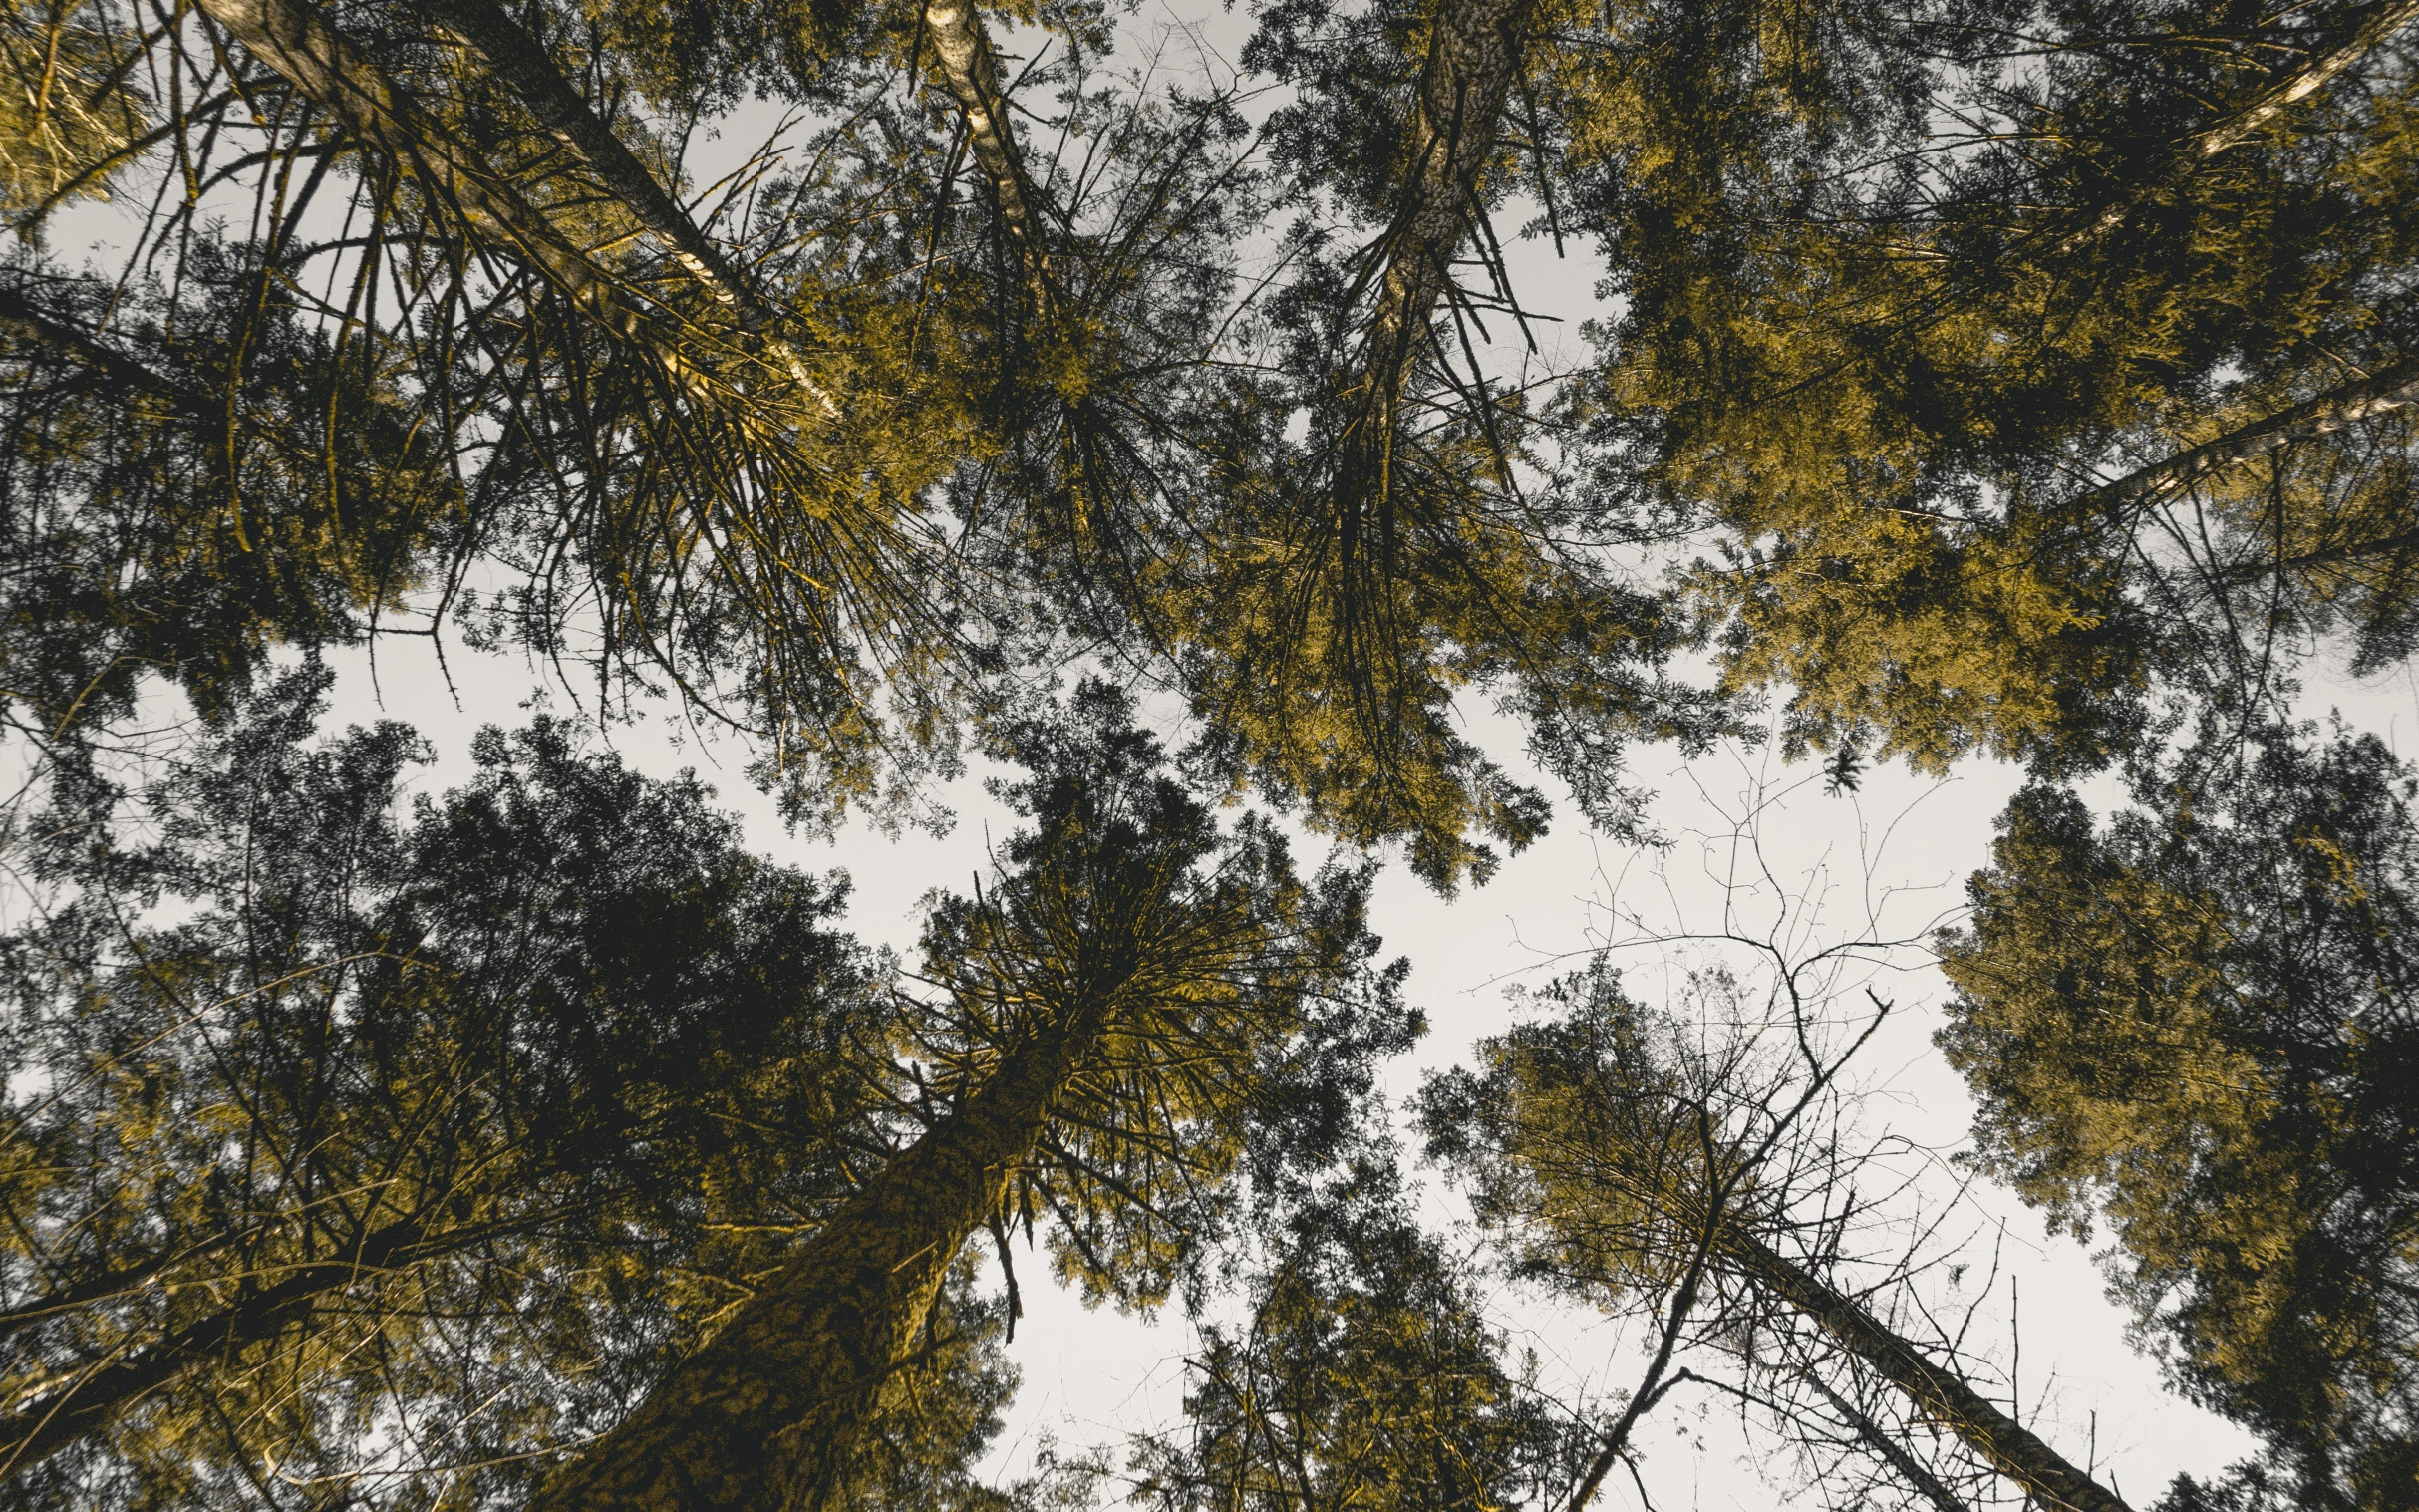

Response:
(0, 1216), (433, 1478)
(0, 286), (210, 415)
(191, 0), (721, 401)
(525, 990), (1122, 1512)
(407, 0), (834, 408)
(2067, 358), (2419, 518)
(1724, 1229), (2135, 1512)
(1798, 1361), (1972, 1512)
(1335, 0), (1534, 562)
(2057, 0), (2419, 249)
(919, 0), (1056, 307)
(2188, 0), (2419, 159)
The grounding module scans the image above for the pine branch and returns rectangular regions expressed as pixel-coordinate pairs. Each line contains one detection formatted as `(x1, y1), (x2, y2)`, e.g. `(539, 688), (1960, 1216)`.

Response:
(409, 0), (836, 408)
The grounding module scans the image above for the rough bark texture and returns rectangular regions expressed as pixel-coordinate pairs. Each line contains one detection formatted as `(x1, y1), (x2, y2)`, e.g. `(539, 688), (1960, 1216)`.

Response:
(0, 1217), (433, 1478)
(525, 992), (1120, 1512)
(1725, 1230), (2135, 1512)
(1335, 0), (1535, 562)
(2072, 357), (2419, 517)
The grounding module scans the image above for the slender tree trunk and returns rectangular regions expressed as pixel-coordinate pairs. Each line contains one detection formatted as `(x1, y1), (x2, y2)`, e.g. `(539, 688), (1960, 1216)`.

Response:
(407, 0), (834, 408)
(2058, 0), (2419, 248)
(1723, 1229), (2135, 1512)
(0, 285), (210, 413)
(525, 990), (1122, 1512)
(1798, 1361), (1972, 1512)
(919, 0), (1056, 306)
(1335, 0), (1534, 561)
(2068, 358), (2419, 518)
(191, 0), (719, 398)
(2189, 0), (2419, 158)
(0, 1216), (432, 1479)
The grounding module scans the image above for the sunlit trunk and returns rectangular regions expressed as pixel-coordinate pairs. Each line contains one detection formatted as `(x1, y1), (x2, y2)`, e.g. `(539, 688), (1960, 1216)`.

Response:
(2071, 358), (2419, 518)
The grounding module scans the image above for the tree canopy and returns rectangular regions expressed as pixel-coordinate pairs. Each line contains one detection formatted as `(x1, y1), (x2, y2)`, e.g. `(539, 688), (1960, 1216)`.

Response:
(5, 0), (2419, 1506)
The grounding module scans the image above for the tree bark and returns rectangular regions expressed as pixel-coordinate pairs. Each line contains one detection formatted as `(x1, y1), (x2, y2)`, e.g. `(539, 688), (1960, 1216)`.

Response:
(191, 0), (720, 399)
(525, 987), (1123, 1512)
(2058, 0), (2419, 249)
(0, 1216), (433, 1479)
(1724, 1229), (2135, 1512)
(1334, 0), (1534, 564)
(407, 0), (833, 408)
(1799, 1362), (1972, 1512)
(2188, 0), (2419, 159)
(919, 0), (1056, 307)
(2067, 357), (2419, 518)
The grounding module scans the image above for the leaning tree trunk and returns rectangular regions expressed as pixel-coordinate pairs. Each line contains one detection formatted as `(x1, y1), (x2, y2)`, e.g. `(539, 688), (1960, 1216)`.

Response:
(2064, 357), (2419, 518)
(2186, 0), (2419, 159)
(1723, 1229), (2136, 1512)
(193, 0), (752, 412)
(407, 0), (833, 408)
(2056, 0), (2419, 248)
(920, 0), (1058, 308)
(525, 989), (1122, 1512)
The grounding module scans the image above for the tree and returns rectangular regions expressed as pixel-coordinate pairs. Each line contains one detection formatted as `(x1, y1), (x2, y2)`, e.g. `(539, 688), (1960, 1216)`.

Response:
(525, 679), (1415, 1512)
(1555, 0), (2419, 775)
(1940, 724), (2419, 1510)
(0, 667), (1028, 1509)
(1424, 959), (2136, 1512)
(1133, 1145), (1586, 1512)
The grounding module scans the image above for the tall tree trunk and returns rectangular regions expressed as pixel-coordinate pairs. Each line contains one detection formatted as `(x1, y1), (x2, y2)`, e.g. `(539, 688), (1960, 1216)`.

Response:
(2188, 0), (2419, 159)
(1723, 1229), (2136, 1512)
(0, 1216), (433, 1479)
(192, 0), (725, 403)
(919, 0), (1056, 308)
(2067, 357), (2419, 518)
(2056, 0), (2419, 251)
(1333, 0), (1534, 567)
(407, 0), (834, 409)
(525, 989), (1123, 1512)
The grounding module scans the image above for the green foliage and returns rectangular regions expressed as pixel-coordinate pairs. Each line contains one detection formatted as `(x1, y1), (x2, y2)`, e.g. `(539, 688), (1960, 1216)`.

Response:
(1562, 0), (2419, 774)
(911, 679), (1419, 1311)
(1940, 726), (2419, 1510)
(1136, 1152), (1584, 1512)
(1419, 959), (1768, 1304)
(0, 668), (1023, 1510)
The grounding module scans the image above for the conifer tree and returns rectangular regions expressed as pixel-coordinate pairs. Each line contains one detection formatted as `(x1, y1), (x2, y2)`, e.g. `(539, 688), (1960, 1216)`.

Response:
(0, 667), (1037, 1509)
(527, 680), (1414, 1512)
(1941, 724), (2419, 1510)
(1423, 961), (2135, 1512)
